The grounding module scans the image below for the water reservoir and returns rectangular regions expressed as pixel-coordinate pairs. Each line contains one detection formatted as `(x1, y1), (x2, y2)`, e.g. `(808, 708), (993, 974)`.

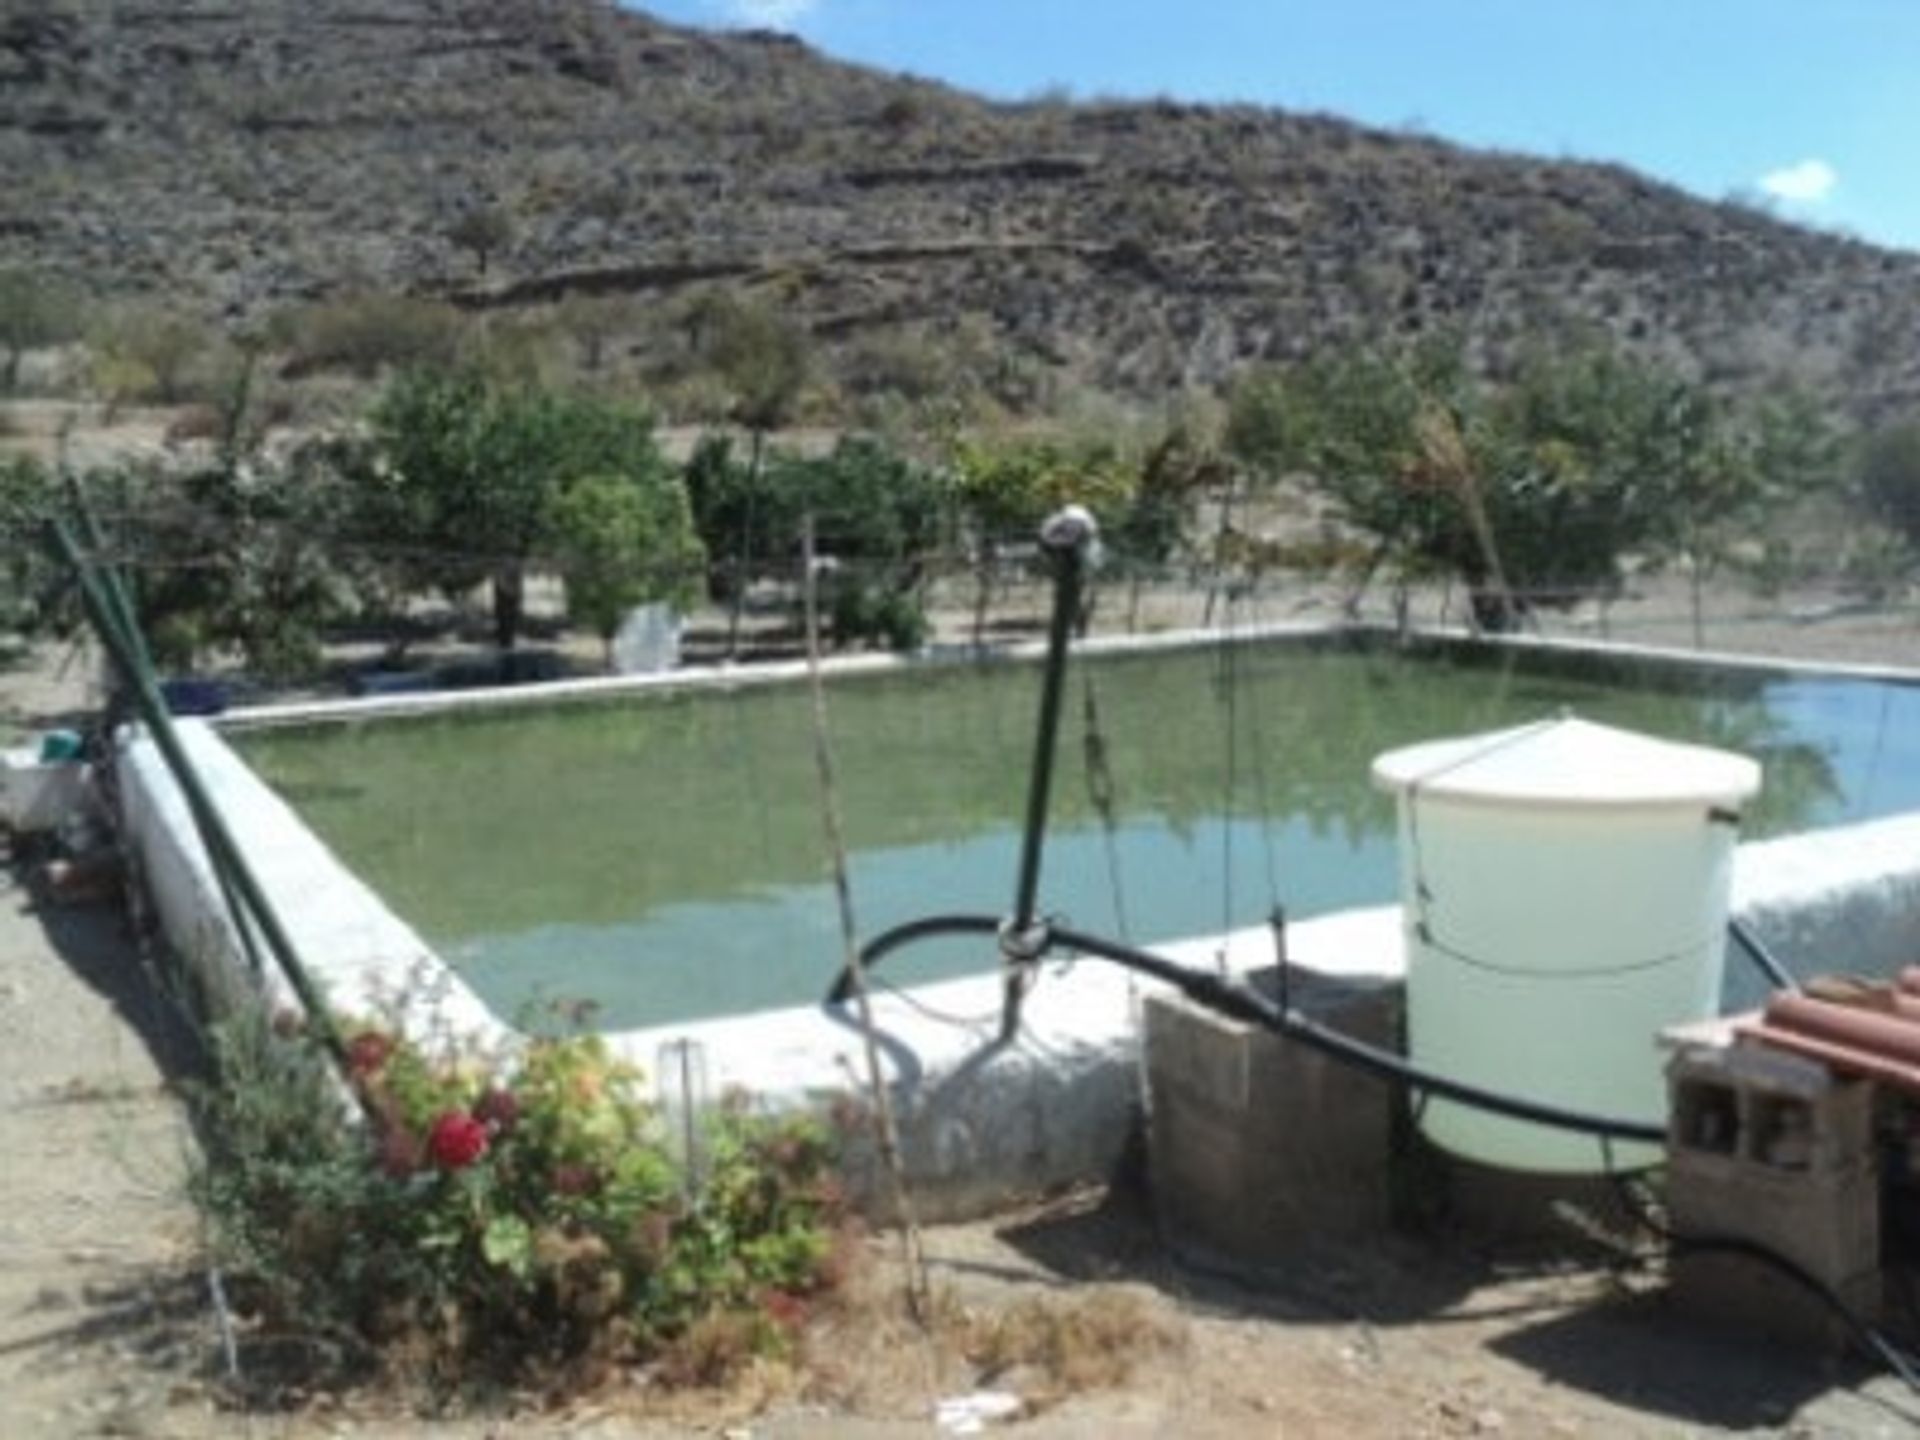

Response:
(1373, 716), (1762, 1172)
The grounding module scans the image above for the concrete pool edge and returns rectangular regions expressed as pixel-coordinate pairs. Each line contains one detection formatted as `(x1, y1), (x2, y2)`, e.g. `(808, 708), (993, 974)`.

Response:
(117, 714), (1920, 1221)
(217, 619), (1920, 737)
(217, 619), (1347, 732)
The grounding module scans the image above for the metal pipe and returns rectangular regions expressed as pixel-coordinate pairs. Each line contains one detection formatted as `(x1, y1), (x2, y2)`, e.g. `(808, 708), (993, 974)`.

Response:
(46, 518), (348, 1068)
(1728, 916), (1800, 994)
(1000, 506), (1096, 1040)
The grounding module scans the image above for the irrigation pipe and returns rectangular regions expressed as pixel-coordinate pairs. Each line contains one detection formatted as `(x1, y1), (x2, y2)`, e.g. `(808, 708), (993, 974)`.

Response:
(831, 910), (1666, 1146)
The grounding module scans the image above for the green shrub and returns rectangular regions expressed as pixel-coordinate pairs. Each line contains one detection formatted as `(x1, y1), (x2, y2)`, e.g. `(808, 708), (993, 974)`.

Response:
(271, 295), (469, 380)
(188, 1013), (846, 1403)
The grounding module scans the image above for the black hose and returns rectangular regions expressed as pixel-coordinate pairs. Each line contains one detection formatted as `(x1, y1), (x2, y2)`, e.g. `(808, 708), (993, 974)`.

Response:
(1049, 922), (1667, 1144)
(1727, 917), (1801, 994)
(825, 914), (1003, 1005)
(826, 912), (1666, 1144)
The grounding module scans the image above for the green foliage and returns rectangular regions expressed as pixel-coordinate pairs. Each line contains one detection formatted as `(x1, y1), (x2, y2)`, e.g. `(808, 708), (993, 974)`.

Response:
(1107, 421), (1219, 578)
(446, 202), (517, 278)
(1858, 416), (1920, 552)
(1260, 336), (1815, 628)
(269, 294), (469, 380)
(949, 436), (1136, 542)
(88, 304), (211, 407)
(360, 370), (679, 650)
(687, 292), (810, 433)
(0, 267), (81, 392)
(1222, 366), (1294, 482)
(188, 1013), (846, 1402)
(550, 471), (705, 658)
(685, 433), (946, 650)
(122, 438), (355, 678)
(0, 456), (57, 629)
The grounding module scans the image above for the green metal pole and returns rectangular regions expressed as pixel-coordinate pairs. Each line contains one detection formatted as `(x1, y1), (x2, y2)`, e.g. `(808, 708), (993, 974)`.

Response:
(1000, 506), (1096, 1041)
(47, 519), (347, 1068)
(64, 475), (154, 679)
(52, 502), (268, 980)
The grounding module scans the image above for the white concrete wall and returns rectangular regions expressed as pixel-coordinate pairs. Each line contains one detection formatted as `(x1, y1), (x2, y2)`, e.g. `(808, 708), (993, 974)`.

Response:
(117, 720), (507, 1047)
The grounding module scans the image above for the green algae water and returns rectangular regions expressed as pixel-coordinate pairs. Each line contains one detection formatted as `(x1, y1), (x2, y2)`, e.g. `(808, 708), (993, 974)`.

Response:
(234, 636), (1918, 1030)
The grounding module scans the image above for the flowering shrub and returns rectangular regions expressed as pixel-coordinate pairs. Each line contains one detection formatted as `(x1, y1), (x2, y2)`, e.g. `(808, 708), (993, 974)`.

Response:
(188, 1012), (848, 1401)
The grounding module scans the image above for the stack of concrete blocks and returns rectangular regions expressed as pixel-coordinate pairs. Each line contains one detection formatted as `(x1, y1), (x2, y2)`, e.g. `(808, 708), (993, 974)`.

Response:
(1142, 962), (1400, 1265)
(1666, 1038), (1879, 1347)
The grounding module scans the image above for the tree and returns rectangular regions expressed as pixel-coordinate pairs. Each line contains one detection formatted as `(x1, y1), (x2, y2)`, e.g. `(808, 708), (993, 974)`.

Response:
(0, 456), (56, 630)
(683, 433), (949, 651)
(1108, 422), (1220, 629)
(690, 293), (811, 656)
(949, 437), (1134, 644)
(550, 472), (704, 666)
(362, 371), (677, 652)
(447, 203), (516, 278)
(1273, 336), (1809, 633)
(0, 268), (79, 392)
(778, 437), (949, 650)
(117, 441), (355, 679)
(1858, 416), (1920, 551)
(89, 305), (210, 408)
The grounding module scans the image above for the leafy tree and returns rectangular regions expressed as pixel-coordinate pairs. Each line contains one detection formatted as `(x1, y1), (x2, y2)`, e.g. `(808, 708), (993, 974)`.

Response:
(550, 471), (704, 666)
(949, 436), (1134, 644)
(1267, 337), (1812, 633)
(361, 371), (676, 652)
(1223, 366), (1294, 484)
(683, 432), (947, 651)
(1107, 422), (1221, 629)
(447, 203), (516, 278)
(0, 268), (80, 392)
(120, 441), (354, 679)
(687, 293), (811, 655)
(89, 304), (211, 408)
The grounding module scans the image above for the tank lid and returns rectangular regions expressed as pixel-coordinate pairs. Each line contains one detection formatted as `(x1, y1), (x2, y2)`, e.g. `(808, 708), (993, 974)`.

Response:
(1370, 716), (1762, 809)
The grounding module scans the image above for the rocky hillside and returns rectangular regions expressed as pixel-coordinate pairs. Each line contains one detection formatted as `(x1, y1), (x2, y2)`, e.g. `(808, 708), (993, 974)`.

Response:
(4, 0), (1918, 418)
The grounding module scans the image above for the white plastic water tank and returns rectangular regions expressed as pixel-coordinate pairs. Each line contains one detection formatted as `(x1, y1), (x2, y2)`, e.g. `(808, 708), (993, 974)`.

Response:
(1371, 716), (1761, 1173)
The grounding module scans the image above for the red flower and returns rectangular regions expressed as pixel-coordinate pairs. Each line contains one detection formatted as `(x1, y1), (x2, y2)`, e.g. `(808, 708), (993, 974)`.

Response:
(551, 1163), (601, 1197)
(346, 1030), (395, 1078)
(472, 1087), (520, 1136)
(427, 1111), (489, 1170)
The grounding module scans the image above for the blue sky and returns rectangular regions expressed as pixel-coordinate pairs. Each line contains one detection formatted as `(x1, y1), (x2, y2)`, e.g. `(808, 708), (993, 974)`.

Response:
(635, 1), (1920, 252)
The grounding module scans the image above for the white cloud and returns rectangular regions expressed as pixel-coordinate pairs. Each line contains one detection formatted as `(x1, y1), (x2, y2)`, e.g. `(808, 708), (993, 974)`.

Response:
(714, 0), (817, 27)
(1758, 158), (1838, 204)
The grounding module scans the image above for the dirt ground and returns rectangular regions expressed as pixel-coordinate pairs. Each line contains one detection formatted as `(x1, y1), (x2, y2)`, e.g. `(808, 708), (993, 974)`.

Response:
(6, 584), (1920, 1436)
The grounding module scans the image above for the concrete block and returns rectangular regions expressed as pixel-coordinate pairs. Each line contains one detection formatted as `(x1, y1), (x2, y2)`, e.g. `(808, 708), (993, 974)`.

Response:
(1143, 965), (1398, 1262)
(1668, 1041), (1874, 1176)
(1669, 1162), (1881, 1350)
(1666, 1040), (1881, 1349)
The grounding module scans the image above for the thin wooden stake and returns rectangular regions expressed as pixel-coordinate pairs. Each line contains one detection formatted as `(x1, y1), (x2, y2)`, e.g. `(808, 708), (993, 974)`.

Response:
(800, 515), (934, 1324)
